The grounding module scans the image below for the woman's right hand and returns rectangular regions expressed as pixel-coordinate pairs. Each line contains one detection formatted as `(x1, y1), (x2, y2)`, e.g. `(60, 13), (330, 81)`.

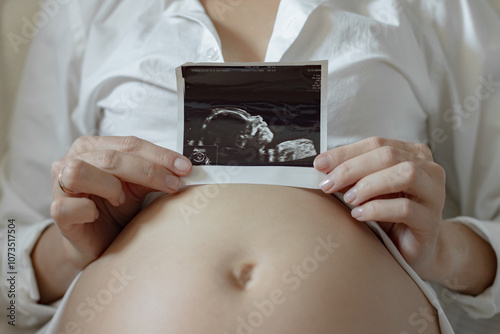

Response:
(50, 136), (192, 269)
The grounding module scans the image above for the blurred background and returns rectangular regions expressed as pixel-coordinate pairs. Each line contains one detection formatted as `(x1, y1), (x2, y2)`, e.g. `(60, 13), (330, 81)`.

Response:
(0, 0), (40, 156)
(1, 2), (41, 334)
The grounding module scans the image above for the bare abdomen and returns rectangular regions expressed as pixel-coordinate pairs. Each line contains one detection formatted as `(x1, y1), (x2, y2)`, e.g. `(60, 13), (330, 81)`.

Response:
(57, 185), (440, 334)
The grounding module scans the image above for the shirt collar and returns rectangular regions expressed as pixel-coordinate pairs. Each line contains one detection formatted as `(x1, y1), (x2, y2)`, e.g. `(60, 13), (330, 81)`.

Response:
(266, 0), (328, 61)
(165, 0), (221, 46)
(164, 0), (328, 61)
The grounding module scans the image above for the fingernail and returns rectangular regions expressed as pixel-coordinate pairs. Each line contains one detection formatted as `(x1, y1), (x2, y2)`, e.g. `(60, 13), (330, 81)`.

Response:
(174, 157), (191, 173)
(119, 191), (126, 205)
(351, 207), (363, 219)
(344, 187), (357, 204)
(320, 174), (335, 192)
(314, 154), (333, 171)
(165, 175), (181, 191)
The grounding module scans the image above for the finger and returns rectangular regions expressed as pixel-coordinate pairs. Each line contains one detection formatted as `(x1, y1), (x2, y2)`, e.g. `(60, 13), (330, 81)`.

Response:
(342, 161), (437, 206)
(351, 198), (432, 235)
(319, 146), (418, 193)
(80, 149), (182, 193)
(51, 196), (99, 227)
(55, 159), (125, 207)
(314, 136), (433, 174)
(68, 136), (192, 176)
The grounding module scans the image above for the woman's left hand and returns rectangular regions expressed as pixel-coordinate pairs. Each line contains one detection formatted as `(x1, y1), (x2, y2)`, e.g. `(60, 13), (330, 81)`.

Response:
(314, 137), (446, 280)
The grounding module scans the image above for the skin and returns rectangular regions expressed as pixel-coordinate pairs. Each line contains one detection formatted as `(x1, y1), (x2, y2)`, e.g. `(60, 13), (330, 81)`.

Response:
(56, 185), (440, 334)
(32, 0), (496, 310)
(314, 136), (497, 295)
(199, 0), (281, 62)
(33, 136), (192, 304)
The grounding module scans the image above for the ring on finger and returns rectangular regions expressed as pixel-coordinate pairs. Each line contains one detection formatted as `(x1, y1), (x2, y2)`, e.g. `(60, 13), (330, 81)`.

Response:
(58, 167), (79, 195)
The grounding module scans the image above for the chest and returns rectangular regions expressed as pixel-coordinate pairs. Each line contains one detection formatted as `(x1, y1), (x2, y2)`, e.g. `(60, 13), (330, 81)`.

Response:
(80, 2), (433, 151)
(200, 0), (281, 62)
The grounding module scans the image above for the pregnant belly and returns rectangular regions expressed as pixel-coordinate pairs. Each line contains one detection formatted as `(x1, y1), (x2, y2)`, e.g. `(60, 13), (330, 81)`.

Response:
(56, 185), (440, 334)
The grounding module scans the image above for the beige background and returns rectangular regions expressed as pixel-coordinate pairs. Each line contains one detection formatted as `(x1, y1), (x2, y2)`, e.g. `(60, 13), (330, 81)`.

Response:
(0, 0), (40, 156)
(1, 1), (41, 333)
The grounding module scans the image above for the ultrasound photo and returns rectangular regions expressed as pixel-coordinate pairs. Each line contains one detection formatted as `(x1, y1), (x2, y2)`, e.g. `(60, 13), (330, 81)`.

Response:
(179, 64), (324, 167)
(176, 61), (327, 188)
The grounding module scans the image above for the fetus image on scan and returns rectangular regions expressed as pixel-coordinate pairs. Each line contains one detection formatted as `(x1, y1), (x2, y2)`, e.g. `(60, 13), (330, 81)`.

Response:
(181, 64), (323, 167)
(186, 107), (317, 165)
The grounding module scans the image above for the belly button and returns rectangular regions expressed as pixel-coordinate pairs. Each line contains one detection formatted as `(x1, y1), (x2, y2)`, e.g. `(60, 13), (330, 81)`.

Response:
(230, 262), (256, 290)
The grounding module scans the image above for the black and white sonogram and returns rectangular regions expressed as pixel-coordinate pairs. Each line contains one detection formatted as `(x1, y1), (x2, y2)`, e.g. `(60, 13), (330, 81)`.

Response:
(178, 64), (324, 167)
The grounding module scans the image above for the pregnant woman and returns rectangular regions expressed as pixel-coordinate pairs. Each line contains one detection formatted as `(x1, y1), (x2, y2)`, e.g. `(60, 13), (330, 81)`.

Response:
(50, 138), (444, 334)
(3, 0), (498, 333)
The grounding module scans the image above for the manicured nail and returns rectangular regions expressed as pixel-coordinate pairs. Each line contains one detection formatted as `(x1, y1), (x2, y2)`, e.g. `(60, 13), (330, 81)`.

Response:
(119, 191), (126, 205)
(351, 207), (363, 219)
(174, 157), (192, 173)
(320, 174), (335, 192)
(165, 175), (181, 191)
(314, 154), (333, 171)
(344, 187), (357, 204)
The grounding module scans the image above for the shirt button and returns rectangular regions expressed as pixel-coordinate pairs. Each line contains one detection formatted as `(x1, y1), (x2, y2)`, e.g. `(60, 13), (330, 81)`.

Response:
(206, 47), (220, 61)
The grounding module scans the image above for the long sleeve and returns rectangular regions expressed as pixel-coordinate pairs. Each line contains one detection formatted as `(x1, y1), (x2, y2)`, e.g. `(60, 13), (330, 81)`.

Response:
(0, 1), (88, 328)
(419, 0), (500, 321)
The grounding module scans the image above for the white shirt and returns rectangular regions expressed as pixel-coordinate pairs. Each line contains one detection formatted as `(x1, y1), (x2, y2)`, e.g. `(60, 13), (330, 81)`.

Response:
(1, 0), (499, 333)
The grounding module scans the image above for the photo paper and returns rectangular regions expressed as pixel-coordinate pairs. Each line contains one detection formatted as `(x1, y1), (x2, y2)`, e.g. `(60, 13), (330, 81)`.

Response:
(176, 61), (327, 188)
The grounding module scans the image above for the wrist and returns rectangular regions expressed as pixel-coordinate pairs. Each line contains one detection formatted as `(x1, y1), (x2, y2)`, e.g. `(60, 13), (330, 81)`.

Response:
(418, 220), (455, 284)
(426, 221), (463, 288)
(428, 220), (497, 295)
(60, 233), (91, 272)
(31, 224), (84, 304)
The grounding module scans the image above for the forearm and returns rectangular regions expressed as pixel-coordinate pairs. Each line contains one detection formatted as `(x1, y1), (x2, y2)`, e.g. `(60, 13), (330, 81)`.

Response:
(432, 220), (497, 296)
(31, 224), (83, 305)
